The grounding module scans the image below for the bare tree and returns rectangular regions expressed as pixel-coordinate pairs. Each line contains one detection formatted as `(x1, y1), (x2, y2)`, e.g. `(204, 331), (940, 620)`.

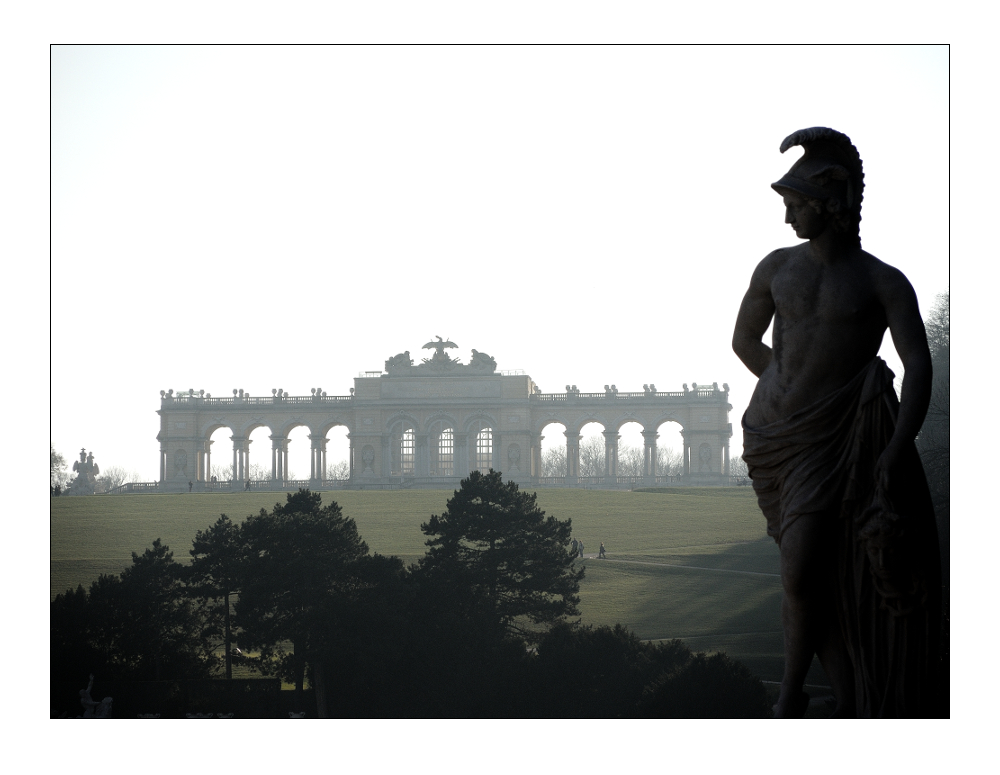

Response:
(325, 460), (350, 480)
(51, 445), (70, 491)
(578, 435), (605, 478)
(916, 292), (949, 518)
(730, 455), (751, 486)
(97, 465), (141, 492)
(543, 439), (683, 479)
(616, 445), (645, 477)
(211, 462), (271, 481)
(915, 292), (949, 596)
(656, 446), (682, 477)
(541, 445), (567, 477)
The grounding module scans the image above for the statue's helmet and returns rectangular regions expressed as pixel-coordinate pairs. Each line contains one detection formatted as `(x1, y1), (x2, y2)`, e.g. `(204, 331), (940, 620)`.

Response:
(771, 127), (865, 242)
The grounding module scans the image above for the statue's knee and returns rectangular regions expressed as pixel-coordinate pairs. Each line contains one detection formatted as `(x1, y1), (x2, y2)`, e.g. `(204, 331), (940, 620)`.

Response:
(781, 555), (823, 599)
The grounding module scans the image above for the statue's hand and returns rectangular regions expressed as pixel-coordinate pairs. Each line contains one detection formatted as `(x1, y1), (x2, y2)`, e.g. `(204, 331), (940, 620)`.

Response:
(874, 439), (903, 494)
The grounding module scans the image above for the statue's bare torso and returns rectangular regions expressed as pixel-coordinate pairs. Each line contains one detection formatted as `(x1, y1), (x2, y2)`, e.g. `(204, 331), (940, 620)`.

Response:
(738, 242), (910, 429)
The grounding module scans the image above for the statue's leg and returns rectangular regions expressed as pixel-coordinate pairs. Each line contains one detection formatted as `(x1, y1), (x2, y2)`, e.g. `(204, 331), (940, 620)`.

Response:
(774, 512), (830, 718)
(816, 610), (856, 717)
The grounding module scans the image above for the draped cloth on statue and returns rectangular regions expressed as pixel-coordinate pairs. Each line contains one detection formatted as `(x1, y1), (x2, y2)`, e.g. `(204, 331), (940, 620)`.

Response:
(742, 357), (942, 717)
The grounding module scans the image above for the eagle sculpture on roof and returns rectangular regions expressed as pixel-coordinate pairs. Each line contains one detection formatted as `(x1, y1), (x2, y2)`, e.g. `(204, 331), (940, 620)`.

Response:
(422, 335), (457, 354)
(421, 336), (459, 367)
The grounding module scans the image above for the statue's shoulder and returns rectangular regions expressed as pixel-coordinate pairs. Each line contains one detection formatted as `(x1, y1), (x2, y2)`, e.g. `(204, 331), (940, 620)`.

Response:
(859, 249), (919, 304)
(751, 246), (796, 286)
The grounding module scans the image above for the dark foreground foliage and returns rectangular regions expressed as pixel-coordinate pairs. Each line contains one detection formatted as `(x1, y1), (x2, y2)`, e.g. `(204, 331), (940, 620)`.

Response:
(52, 482), (770, 718)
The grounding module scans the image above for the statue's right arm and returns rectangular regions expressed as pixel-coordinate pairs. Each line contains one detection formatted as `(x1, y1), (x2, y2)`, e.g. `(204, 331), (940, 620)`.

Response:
(732, 253), (779, 378)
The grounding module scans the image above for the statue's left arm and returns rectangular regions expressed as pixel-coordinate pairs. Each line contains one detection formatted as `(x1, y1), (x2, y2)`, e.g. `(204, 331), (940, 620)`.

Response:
(876, 264), (933, 486)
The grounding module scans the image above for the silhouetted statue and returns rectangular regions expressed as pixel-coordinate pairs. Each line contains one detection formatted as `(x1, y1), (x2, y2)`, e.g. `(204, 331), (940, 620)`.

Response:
(733, 127), (942, 718)
(422, 336), (458, 362)
(79, 674), (113, 718)
(68, 449), (100, 495)
(385, 351), (413, 373)
(469, 349), (497, 373)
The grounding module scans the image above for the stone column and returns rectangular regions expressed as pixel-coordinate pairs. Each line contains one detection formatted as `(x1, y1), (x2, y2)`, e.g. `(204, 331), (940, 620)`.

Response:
(492, 432), (501, 473)
(205, 439), (213, 482)
(415, 433), (430, 478)
(347, 433), (355, 481)
(453, 433), (469, 478)
(231, 436), (246, 483)
(565, 431), (581, 484)
(530, 432), (543, 479)
(308, 434), (321, 481)
(159, 446), (166, 482)
(381, 435), (391, 479)
(603, 430), (619, 482)
(242, 438), (252, 481)
(681, 430), (690, 478)
(642, 430), (659, 484)
(270, 436), (284, 482)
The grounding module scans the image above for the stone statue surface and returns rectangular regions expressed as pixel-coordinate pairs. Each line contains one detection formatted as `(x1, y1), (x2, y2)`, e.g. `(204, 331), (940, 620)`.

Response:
(79, 673), (113, 718)
(384, 339), (498, 376)
(732, 127), (942, 718)
(385, 351), (412, 374)
(468, 349), (497, 374)
(67, 449), (100, 495)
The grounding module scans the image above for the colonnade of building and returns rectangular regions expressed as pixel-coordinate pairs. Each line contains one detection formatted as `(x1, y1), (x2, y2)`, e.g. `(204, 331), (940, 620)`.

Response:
(159, 422), (730, 486)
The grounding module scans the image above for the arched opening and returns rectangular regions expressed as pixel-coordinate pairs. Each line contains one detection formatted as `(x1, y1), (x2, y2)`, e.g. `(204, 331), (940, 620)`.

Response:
(616, 421), (645, 478)
(428, 420), (454, 477)
(540, 422), (567, 478)
(578, 421), (606, 479)
(323, 425), (351, 482)
(475, 427), (493, 473)
(207, 425), (235, 484)
(467, 418), (495, 474)
(247, 425), (273, 481)
(655, 420), (684, 481)
(285, 425), (311, 482)
(389, 420), (416, 476)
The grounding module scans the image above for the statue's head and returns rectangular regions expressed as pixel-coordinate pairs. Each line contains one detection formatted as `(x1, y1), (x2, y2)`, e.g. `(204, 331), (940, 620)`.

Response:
(772, 127), (864, 247)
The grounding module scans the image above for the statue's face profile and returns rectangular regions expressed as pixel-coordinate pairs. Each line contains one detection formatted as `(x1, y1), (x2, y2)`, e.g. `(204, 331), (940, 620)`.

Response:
(782, 192), (827, 240)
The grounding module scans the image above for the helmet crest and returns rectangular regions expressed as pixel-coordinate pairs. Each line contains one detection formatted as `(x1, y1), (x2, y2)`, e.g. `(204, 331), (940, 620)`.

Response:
(772, 127), (865, 246)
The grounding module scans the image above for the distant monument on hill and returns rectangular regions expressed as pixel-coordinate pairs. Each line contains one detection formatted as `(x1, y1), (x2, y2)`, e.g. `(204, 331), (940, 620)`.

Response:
(66, 449), (100, 495)
(153, 339), (734, 492)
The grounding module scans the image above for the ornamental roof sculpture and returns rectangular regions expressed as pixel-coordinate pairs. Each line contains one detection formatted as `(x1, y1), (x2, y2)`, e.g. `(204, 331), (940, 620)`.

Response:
(384, 338), (498, 376)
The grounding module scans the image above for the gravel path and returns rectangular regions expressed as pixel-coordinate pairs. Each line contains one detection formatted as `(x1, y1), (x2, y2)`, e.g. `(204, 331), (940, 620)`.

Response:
(581, 555), (780, 578)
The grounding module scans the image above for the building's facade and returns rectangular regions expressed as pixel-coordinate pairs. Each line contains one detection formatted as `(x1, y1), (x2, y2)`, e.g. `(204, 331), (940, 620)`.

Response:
(154, 343), (733, 492)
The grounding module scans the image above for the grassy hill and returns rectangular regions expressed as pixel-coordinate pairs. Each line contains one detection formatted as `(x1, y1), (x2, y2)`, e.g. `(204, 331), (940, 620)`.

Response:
(50, 486), (824, 685)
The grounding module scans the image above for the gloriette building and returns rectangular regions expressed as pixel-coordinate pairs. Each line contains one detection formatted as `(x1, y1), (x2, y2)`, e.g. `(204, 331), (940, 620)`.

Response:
(153, 340), (733, 492)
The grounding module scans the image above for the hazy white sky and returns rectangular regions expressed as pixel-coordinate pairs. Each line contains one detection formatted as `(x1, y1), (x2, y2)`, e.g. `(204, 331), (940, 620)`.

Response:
(51, 45), (949, 480)
(20, 1), (992, 750)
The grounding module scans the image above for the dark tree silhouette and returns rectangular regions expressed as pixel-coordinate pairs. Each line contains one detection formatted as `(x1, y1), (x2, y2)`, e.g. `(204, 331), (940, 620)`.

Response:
(916, 293), (949, 540)
(51, 540), (217, 684)
(188, 514), (245, 679)
(639, 651), (772, 718)
(235, 489), (371, 715)
(530, 623), (692, 717)
(416, 470), (583, 646)
(915, 291), (949, 714)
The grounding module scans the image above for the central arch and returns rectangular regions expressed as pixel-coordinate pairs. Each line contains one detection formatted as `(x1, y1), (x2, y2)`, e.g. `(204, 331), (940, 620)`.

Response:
(427, 417), (456, 477)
